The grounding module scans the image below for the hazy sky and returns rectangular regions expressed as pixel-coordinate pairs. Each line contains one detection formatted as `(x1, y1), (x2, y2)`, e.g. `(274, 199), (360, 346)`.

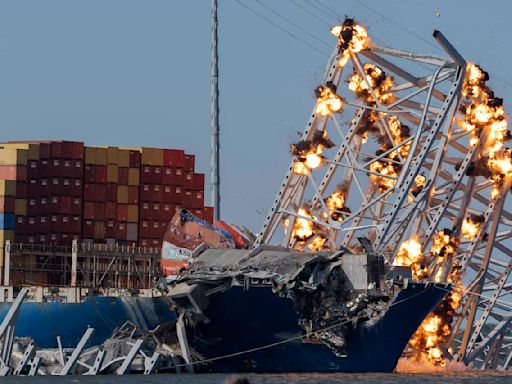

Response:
(0, 0), (511, 231)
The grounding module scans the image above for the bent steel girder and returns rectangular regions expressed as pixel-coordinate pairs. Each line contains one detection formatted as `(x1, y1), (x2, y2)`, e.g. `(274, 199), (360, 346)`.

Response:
(255, 25), (511, 369)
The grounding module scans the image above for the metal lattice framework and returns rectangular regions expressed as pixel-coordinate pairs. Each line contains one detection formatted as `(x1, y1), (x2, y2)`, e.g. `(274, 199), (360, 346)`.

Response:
(255, 25), (512, 369)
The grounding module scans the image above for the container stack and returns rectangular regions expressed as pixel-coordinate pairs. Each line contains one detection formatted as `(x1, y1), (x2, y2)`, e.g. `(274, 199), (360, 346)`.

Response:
(0, 141), (212, 249)
(0, 144), (29, 273)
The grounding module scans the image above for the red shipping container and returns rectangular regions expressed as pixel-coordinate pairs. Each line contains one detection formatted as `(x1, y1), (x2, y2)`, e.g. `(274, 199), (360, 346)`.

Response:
(184, 154), (195, 172)
(71, 197), (82, 215)
(116, 204), (128, 221)
(50, 178), (61, 195)
(60, 196), (71, 214)
(162, 185), (173, 202)
(151, 239), (162, 247)
(0, 196), (16, 212)
(84, 183), (106, 202)
(116, 222), (127, 240)
(151, 203), (161, 220)
(39, 197), (49, 214)
(26, 217), (37, 233)
(140, 202), (150, 219)
(151, 220), (161, 239)
(71, 216), (81, 234)
(161, 203), (175, 221)
(84, 164), (95, 183)
(70, 179), (82, 197)
(173, 186), (184, 204)
(16, 181), (27, 198)
(183, 190), (193, 208)
(193, 191), (204, 209)
(141, 166), (152, 183)
(151, 185), (162, 202)
(94, 165), (107, 184)
(39, 178), (50, 196)
(193, 173), (205, 191)
(172, 168), (184, 186)
(163, 149), (185, 168)
(129, 150), (141, 168)
(38, 216), (49, 233)
(83, 220), (94, 238)
(49, 159), (61, 177)
(141, 184), (151, 201)
(139, 238), (150, 247)
(105, 220), (116, 238)
(203, 207), (214, 224)
(27, 179), (38, 198)
(93, 221), (106, 239)
(128, 186), (138, 205)
(106, 183), (117, 201)
(51, 142), (62, 158)
(62, 159), (72, 177)
(48, 233), (58, 244)
(14, 216), (25, 234)
(105, 201), (117, 220)
(26, 235), (36, 244)
(14, 233), (25, 243)
(39, 143), (51, 159)
(162, 167), (172, 185)
(60, 178), (72, 196)
(72, 160), (84, 178)
(27, 161), (38, 179)
(59, 233), (72, 246)
(40, 234), (50, 244)
(139, 220), (150, 238)
(152, 166), (162, 184)
(84, 202), (95, 219)
(37, 179), (50, 196)
(38, 159), (50, 178)
(118, 167), (128, 185)
(94, 202), (105, 221)
(72, 142), (84, 159)
(60, 215), (71, 232)
(183, 172), (194, 189)
(49, 215), (59, 232)
(62, 141), (73, 158)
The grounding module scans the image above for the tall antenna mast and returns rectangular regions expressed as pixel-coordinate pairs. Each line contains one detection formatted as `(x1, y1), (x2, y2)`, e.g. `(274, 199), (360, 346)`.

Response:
(210, 0), (220, 220)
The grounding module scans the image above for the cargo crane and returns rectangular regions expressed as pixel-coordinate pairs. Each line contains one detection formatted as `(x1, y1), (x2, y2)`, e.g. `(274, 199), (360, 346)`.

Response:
(254, 20), (512, 370)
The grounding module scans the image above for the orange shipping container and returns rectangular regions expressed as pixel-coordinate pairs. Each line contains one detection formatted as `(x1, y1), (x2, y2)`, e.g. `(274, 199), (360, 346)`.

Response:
(84, 147), (97, 164)
(96, 147), (108, 165)
(118, 149), (130, 167)
(128, 168), (140, 186)
(107, 147), (119, 164)
(107, 164), (118, 183)
(14, 199), (27, 215)
(127, 204), (138, 223)
(117, 185), (128, 204)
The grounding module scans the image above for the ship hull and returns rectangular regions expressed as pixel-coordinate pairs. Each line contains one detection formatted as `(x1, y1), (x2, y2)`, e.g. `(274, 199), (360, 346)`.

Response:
(189, 282), (448, 373)
(0, 296), (176, 348)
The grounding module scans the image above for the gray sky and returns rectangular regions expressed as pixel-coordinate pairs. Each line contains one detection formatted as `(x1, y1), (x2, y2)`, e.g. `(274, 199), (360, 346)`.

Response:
(0, 0), (511, 231)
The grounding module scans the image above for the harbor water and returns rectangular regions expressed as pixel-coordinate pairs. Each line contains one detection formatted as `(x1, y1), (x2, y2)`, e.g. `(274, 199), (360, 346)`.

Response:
(0, 372), (511, 384)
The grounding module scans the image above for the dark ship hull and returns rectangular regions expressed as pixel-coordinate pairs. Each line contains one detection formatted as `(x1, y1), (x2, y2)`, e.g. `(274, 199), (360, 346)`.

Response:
(189, 282), (448, 373)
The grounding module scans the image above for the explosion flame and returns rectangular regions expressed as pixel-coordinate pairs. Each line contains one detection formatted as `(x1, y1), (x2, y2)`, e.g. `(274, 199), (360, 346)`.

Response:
(291, 130), (335, 174)
(393, 237), (429, 280)
(315, 82), (343, 116)
(291, 207), (316, 244)
(348, 63), (394, 105)
(331, 19), (368, 67)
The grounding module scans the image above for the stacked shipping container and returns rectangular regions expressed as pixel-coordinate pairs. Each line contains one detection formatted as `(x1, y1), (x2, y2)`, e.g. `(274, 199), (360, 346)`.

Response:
(0, 141), (212, 252)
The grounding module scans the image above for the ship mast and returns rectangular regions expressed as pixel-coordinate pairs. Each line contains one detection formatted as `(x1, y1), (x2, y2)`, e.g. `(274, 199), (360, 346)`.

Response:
(210, 0), (220, 220)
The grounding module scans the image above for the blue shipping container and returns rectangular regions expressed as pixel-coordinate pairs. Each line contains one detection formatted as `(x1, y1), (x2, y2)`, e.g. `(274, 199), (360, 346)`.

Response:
(0, 213), (14, 230)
